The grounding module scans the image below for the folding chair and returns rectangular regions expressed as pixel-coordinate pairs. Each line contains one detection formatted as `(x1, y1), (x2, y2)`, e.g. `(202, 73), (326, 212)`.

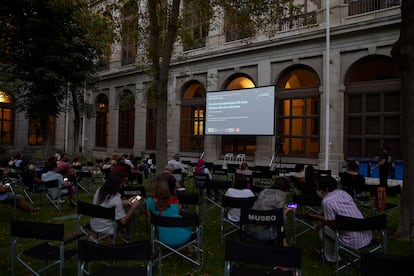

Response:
(176, 191), (201, 215)
(360, 252), (414, 276)
(252, 168), (274, 192)
(290, 194), (322, 244)
(10, 219), (73, 276)
(332, 214), (387, 276)
(224, 240), (302, 276)
(220, 195), (256, 243)
(121, 185), (148, 233)
(150, 213), (203, 274)
(172, 168), (185, 187)
(77, 239), (153, 276)
(193, 173), (211, 215)
(76, 170), (96, 195)
(44, 179), (66, 210)
(240, 207), (285, 246)
(76, 200), (118, 245)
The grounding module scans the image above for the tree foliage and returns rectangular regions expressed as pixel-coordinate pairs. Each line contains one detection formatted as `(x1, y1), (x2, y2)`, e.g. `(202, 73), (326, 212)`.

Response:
(0, 0), (114, 154)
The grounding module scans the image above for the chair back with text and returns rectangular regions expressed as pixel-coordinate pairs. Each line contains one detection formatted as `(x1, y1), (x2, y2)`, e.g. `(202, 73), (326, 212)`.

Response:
(240, 207), (285, 245)
(220, 195), (256, 243)
(121, 185), (148, 232)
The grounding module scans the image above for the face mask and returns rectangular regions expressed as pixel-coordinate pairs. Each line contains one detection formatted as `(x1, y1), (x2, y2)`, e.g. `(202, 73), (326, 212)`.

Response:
(316, 190), (324, 199)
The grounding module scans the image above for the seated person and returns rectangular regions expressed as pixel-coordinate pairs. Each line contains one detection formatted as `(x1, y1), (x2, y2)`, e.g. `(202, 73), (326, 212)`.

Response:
(309, 175), (372, 263)
(235, 162), (253, 189)
(167, 153), (186, 186)
(20, 160), (45, 192)
(158, 164), (181, 194)
(244, 177), (292, 241)
(56, 153), (76, 178)
(290, 163), (306, 191)
(0, 183), (40, 213)
(340, 160), (366, 197)
(146, 176), (192, 247)
(194, 158), (219, 198)
(91, 172), (142, 235)
(41, 158), (77, 206)
(224, 177), (255, 222)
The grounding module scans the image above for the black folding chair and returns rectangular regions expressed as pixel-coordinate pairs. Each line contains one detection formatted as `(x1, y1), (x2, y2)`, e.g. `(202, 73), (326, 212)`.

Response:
(76, 200), (118, 245)
(77, 239), (153, 276)
(121, 185), (148, 233)
(290, 193), (322, 244)
(150, 213), (203, 274)
(220, 195), (257, 243)
(10, 219), (76, 276)
(224, 240), (302, 276)
(360, 252), (414, 276)
(240, 207), (285, 245)
(332, 214), (387, 276)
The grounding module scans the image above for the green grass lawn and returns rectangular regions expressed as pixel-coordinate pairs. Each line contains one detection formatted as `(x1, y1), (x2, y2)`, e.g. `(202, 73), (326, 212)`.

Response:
(1, 175), (412, 275)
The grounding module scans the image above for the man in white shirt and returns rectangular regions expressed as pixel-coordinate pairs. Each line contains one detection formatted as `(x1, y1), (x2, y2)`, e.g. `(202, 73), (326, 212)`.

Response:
(167, 153), (186, 184)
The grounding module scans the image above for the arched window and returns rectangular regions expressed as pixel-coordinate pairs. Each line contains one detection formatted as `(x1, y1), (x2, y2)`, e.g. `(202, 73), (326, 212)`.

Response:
(344, 55), (401, 159)
(276, 66), (320, 157)
(0, 91), (14, 145)
(95, 94), (109, 147)
(180, 81), (206, 152)
(222, 74), (256, 156)
(118, 90), (135, 149)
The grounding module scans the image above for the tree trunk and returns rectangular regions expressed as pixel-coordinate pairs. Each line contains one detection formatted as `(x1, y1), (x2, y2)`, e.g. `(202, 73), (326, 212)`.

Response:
(391, 0), (414, 240)
(147, 0), (181, 174)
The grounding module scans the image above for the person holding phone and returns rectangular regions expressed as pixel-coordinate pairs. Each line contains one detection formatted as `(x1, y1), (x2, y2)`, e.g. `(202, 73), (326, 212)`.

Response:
(90, 172), (142, 236)
(243, 177), (293, 242)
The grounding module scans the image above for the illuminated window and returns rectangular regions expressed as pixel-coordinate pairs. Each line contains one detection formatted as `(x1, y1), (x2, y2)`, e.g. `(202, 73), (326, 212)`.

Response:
(0, 91), (14, 145)
(181, 81), (205, 152)
(276, 66), (320, 157)
(222, 74), (256, 156)
(118, 90), (135, 148)
(28, 116), (55, 145)
(95, 94), (109, 147)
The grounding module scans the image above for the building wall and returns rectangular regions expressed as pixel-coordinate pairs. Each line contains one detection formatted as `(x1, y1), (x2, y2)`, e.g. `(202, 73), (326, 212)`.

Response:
(7, 2), (401, 175)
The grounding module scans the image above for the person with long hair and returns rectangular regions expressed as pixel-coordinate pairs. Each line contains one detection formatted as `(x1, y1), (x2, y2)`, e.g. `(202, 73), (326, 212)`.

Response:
(146, 176), (191, 247)
(90, 172), (142, 235)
